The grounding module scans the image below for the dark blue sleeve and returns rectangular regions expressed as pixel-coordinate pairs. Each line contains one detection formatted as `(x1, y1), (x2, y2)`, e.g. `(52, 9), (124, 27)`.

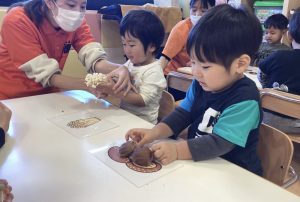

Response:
(162, 106), (191, 136)
(0, 128), (5, 148)
(258, 52), (277, 75)
(179, 80), (197, 112)
(187, 133), (235, 161)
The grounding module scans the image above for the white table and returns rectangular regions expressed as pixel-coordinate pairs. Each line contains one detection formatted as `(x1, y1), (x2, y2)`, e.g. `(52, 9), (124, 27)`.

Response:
(0, 91), (299, 202)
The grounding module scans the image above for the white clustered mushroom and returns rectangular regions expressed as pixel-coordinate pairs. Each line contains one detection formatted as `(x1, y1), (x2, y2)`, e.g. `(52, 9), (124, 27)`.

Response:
(85, 73), (107, 88)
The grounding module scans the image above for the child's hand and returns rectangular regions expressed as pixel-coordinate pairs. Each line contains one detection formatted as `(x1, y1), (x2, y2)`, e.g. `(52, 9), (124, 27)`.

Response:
(0, 179), (13, 202)
(125, 128), (156, 146)
(108, 66), (138, 96)
(0, 102), (12, 133)
(151, 141), (178, 165)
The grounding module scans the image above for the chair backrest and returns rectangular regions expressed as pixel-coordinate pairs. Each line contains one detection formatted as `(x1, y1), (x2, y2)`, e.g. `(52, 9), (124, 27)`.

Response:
(260, 88), (300, 143)
(158, 90), (175, 122)
(257, 123), (294, 186)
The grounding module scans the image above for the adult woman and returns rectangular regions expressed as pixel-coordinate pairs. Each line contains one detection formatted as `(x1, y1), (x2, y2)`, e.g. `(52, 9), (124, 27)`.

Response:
(0, 0), (131, 99)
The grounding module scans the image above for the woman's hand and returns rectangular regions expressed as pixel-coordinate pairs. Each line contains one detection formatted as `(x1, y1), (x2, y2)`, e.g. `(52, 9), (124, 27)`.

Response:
(86, 86), (107, 99)
(86, 76), (116, 99)
(0, 102), (12, 133)
(186, 61), (192, 67)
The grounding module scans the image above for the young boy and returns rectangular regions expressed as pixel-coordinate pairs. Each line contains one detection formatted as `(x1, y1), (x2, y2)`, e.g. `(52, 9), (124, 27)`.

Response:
(252, 13), (291, 67)
(125, 4), (263, 176)
(259, 9), (300, 134)
(100, 10), (167, 124)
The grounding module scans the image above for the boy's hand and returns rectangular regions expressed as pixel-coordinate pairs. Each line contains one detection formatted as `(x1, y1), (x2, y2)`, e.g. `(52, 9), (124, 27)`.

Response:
(151, 141), (178, 165)
(125, 128), (156, 146)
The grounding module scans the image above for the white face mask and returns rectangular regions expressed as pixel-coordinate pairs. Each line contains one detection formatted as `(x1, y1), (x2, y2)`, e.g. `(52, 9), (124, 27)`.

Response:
(52, 1), (85, 32)
(190, 15), (201, 26)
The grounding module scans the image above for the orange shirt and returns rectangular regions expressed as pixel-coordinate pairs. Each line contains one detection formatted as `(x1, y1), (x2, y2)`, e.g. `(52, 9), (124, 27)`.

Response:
(162, 18), (192, 75)
(0, 7), (95, 99)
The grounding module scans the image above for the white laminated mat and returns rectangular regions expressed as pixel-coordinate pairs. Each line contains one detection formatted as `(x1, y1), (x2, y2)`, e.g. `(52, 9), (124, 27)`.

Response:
(49, 111), (118, 138)
(91, 141), (183, 187)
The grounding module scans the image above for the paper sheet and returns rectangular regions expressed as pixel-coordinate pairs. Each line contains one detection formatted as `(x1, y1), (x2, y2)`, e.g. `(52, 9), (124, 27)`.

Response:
(49, 111), (118, 138)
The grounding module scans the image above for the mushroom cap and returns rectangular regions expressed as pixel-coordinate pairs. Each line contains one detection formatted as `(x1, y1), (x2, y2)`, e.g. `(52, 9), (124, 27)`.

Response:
(119, 141), (137, 158)
(129, 146), (153, 166)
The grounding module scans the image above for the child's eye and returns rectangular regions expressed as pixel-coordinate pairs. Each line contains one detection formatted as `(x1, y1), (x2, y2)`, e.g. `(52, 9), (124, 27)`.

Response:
(202, 66), (210, 69)
(129, 45), (135, 47)
(191, 8), (197, 13)
(80, 6), (86, 11)
(201, 9), (208, 13)
(67, 3), (76, 8)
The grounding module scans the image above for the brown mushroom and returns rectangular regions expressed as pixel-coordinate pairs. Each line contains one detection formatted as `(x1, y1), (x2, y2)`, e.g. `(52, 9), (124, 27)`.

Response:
(129, 146), (153, 166)
(119, 141), (137, 158)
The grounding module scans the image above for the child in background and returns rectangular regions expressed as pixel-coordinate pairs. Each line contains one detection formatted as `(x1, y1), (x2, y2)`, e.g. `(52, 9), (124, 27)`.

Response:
(160, 0), (216, 75)
(100, 10), (166, 124)
(253, 13), (291, 67)
(126, 4), (263, 176)
(259, 9), (300, 134)
(159, 0), (216, 101)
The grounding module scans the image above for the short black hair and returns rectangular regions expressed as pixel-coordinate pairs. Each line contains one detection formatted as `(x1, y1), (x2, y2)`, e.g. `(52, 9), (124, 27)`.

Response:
(190, 0), (216, 9)
(289, 8), (300, 44)
(120, 10), (165, 55)
(187, 4), (262, 70)
(264, 13), (289, 30)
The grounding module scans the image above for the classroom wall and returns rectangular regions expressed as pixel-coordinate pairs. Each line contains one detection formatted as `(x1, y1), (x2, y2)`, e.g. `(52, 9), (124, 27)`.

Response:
(179, 0), (189, 18)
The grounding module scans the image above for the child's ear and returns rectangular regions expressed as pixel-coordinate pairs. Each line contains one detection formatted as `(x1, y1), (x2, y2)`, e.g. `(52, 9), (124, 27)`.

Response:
(287, 30), (293, 42)
(234, 54), (250, 74)
(148, 44), (156, 54)
(282, 28), (288, 34)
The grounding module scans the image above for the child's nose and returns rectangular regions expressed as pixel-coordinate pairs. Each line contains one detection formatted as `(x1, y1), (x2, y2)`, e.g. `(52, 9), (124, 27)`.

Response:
(124, 46), (130, 53)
